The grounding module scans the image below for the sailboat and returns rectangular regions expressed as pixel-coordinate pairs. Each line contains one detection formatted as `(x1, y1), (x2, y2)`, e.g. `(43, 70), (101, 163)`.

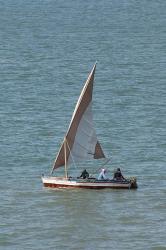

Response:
(42, 64), (137, 189)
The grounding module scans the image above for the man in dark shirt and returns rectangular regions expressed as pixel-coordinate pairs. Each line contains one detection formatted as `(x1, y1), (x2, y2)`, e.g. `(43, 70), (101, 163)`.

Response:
(113, 168), (125, 180)
(80, 169), (89, 179)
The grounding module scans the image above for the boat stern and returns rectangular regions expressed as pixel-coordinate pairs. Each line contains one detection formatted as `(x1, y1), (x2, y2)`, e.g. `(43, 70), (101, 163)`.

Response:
(129, 177), (138, 189)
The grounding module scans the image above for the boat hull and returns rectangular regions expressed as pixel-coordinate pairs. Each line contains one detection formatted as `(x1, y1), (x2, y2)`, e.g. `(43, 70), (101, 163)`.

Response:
(42, 176), (137, 189)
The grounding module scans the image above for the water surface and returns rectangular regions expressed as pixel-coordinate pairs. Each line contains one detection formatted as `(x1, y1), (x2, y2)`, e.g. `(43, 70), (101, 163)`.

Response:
(0, 0), (166, 249)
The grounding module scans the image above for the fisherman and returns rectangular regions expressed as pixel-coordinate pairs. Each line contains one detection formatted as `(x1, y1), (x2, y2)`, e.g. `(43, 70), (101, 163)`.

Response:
(98, 168), (107, 180)
(79, 169), (89, 179)
(113, 168), (125, 180)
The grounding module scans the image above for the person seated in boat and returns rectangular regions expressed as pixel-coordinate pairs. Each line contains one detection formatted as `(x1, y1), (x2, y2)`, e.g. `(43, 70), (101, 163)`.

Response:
(79, 169), (89, 179)
(113, 168), (125, 181)
(98, 168), (107, 180)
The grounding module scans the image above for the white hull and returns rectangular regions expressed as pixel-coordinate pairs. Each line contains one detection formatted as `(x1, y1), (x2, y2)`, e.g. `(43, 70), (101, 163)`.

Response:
(42, 176), (137, 189)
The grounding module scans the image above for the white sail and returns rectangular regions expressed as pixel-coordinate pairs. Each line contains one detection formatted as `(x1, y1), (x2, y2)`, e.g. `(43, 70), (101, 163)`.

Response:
(52, 63), (105, 172)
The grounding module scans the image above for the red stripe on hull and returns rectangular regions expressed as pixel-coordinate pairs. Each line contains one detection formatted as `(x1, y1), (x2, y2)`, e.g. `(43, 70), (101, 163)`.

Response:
(43, 182), (131, 189)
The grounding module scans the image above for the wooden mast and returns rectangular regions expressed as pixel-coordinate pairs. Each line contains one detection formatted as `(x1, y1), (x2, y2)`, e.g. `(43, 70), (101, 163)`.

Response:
(64, 137), (68, 179)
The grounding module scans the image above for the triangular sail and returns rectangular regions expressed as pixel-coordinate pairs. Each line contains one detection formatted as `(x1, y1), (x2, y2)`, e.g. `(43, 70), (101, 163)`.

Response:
(51, 63), (105, 173)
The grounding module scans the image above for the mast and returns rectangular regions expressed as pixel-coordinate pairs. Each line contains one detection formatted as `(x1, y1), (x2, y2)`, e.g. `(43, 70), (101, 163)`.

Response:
(64, 137), (68, 178)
